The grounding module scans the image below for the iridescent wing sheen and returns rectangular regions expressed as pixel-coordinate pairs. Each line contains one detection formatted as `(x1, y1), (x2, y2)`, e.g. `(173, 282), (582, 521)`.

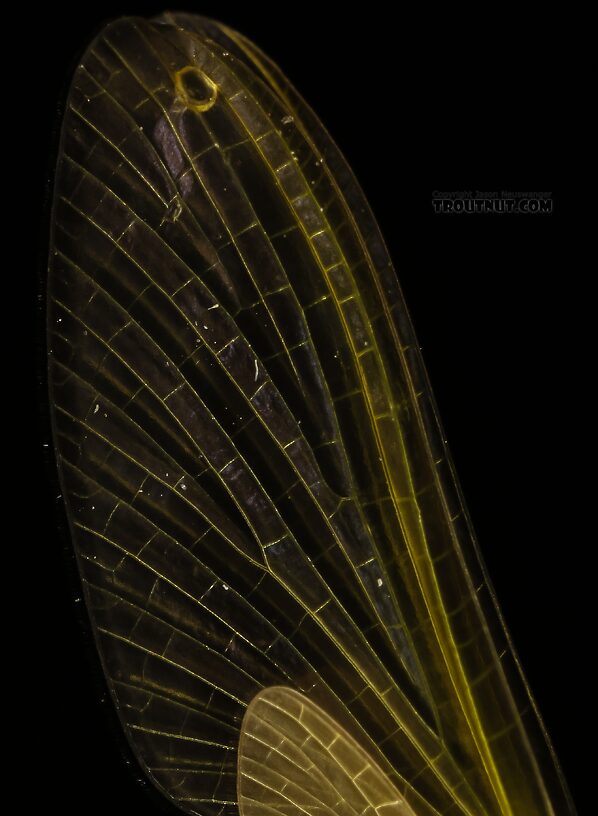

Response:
(47, 13), (572, 816)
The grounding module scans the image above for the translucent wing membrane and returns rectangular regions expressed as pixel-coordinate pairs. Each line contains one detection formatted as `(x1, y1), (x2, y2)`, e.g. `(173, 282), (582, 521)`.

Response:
(238, 687), (414, 816)
(47, 13), (573, 816)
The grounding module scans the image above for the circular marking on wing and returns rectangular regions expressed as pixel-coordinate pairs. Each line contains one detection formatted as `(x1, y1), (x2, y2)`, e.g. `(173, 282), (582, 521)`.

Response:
(175, 66), (218, 112)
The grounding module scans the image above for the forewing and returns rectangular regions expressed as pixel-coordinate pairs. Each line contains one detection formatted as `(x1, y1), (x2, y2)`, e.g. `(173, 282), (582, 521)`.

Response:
(47, 14), (572, 816)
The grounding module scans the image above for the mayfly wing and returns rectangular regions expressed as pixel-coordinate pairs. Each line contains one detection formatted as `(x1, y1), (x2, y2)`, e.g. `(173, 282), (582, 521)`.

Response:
(47, 13), (573, 816)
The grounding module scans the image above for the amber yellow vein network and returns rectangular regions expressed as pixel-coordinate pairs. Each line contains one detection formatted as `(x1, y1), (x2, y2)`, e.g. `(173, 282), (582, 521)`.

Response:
(211, 37), (492, 815)
(222, 27), (515, 816)
(130, 30), (307, 393)
(95, 33), (489, 816)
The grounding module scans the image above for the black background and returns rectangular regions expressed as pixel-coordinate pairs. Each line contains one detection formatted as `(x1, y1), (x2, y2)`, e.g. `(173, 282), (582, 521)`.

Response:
(29, 4), (581, 814)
